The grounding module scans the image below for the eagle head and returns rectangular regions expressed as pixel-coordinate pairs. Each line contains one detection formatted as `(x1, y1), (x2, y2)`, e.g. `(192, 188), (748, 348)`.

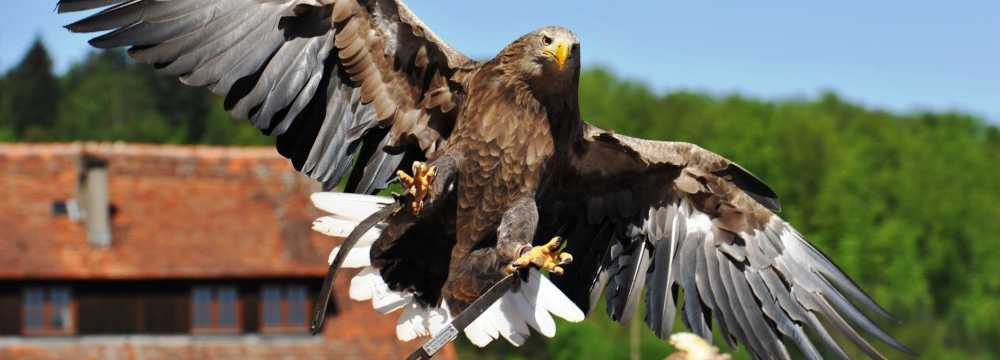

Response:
(501, 26), (581, 97)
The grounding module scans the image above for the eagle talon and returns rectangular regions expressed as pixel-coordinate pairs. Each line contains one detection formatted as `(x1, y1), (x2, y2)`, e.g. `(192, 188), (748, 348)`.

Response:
(396, 161), (436, 214)
(505, 237), (573, 275)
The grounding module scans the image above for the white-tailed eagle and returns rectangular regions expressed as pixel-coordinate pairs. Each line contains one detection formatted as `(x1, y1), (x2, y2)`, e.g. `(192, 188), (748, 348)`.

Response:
(60, 1), (909, 358)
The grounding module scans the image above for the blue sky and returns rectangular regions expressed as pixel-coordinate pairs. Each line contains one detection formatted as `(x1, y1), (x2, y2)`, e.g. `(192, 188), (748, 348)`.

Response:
(2, 1), (997, 122)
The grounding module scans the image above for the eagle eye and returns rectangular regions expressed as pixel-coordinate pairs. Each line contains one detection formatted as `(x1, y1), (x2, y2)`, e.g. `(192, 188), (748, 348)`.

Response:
(541, 35), (553, 46)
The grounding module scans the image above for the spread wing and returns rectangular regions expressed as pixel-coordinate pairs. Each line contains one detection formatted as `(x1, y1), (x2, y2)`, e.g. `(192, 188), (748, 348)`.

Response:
(542, 123), (911, 360)
(60, 0), (473, 192)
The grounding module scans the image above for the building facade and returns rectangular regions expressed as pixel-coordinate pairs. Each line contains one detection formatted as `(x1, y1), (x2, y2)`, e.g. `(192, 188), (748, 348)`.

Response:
(0, 143), (452, 359)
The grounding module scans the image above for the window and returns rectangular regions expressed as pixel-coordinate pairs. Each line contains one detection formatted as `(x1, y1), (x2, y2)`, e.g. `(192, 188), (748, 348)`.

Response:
(260, 285), (310, 333)
(23, 287), (74, 335)
(191, 286), (240, 333)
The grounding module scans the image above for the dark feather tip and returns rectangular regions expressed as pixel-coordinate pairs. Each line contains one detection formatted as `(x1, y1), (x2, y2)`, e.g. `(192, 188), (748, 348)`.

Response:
(717, 164), (781, 213)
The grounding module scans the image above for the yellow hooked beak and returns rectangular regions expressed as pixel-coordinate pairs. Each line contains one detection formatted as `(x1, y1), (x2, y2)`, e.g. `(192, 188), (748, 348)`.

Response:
(545, 41), (571, 71)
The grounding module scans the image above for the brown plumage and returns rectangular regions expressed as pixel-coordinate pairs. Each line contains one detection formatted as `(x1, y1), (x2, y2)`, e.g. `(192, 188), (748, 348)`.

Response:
(436, 31), (572, 308)
(61, 1), (910, 359)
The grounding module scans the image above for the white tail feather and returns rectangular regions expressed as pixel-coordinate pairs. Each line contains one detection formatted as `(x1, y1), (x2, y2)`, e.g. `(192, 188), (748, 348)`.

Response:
(464, 308), (497, 347)
(314, 193), (386, 269)
(535, 270), (586, 322)
(313, 216), (382, 245)
(349, 267), (383, 301)
(510, 288), (547, 336)
(426, 302), (452, 334)
(345, 264), (585, 347)
(310, 192), (392, 221)
(348, 267), (412, 314)
(462, 269), (585, 347)
(494, 298), (529, 346)
(396, 301), (455, 341)
(329, 245), (372, 268)
(507, 292), (536, 337)
(311, 192), (586, 346)
(372, 290), (411, 315)
(396, 303), (431, 341)
(522, 279), (557, 337)
(465, 301), (503, 347)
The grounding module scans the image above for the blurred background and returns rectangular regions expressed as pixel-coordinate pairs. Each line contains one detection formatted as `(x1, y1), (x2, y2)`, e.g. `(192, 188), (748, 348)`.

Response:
(0, 1), (996, 359)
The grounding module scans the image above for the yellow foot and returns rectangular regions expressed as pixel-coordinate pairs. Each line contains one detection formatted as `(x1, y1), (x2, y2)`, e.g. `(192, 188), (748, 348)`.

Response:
(397, 161), (436, 214)
(506, 237), (573, 275)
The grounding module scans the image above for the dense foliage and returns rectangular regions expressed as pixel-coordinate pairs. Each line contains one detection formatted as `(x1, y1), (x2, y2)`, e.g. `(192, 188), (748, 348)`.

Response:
(1, 39), (60, 140)
(1, 41), (995, 359)
(0, 40), (270, 146)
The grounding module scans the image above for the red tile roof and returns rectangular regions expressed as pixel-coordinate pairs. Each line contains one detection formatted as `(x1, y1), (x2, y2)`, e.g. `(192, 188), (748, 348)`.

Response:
(0, 143), (459, 360)
(0, 143), (333, 280)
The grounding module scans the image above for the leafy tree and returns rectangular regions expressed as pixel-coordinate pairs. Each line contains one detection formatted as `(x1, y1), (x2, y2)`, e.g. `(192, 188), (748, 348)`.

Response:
(45, 48), (270, 146)
(199, 97), (274, 146)
(2, 36), (61, 139)
(53, 50), (184, 143)
(134, 60), (215, 141)
(0, 74), (13, 141)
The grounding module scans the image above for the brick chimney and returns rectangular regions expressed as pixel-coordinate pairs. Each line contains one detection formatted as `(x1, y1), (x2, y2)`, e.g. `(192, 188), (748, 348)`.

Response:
(79, 155), (111, 248)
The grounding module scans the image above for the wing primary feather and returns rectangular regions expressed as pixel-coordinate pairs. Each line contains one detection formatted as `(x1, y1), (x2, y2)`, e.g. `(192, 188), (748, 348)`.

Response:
(761, 269), (854, 360)
(726, 262), (790, 360)
(604, 242), (626, 319)
(801, 237), (898, 322)
(179, 10), (281, 87)
(345, 127), (405, 194)
(778, 226), (897, 323)
(577, 223), (615, 313)
(799, 289), (887, 360)
(645, 241), (674, 337)
(746, 269), (823, 360)
(644, 206), (680, 338)
(92, 14), (205, 49)
(64, 0), (141, 33)
(693, 236), (733, 348)
(619, 238), (651, 323)
(58, 0), (129, 13)
(703, 241), (747, 350)
(677, 231), (711, 342)
(813, 274), (914, 354)
(715, 254), (769, 360)
(296, 76), (352, 174)
(790, 286), (852, 360)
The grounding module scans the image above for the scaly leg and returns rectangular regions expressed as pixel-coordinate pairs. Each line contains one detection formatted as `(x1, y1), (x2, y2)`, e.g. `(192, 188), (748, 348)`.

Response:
(506, 236), (574, 275)
(495, 198), (573, 275)
(445, 197), (559, 312)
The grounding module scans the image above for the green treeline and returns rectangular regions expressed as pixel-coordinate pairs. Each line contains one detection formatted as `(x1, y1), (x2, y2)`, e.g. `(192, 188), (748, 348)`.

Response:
(0, 39), (270, 145)
(1, 39), (996, 359)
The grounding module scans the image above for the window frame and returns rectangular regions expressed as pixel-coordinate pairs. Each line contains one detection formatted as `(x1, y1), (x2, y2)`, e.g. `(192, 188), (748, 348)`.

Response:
(22, 286), (76, 336)
(190, 285), (242, 334)
(259, 284), (311, 334)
